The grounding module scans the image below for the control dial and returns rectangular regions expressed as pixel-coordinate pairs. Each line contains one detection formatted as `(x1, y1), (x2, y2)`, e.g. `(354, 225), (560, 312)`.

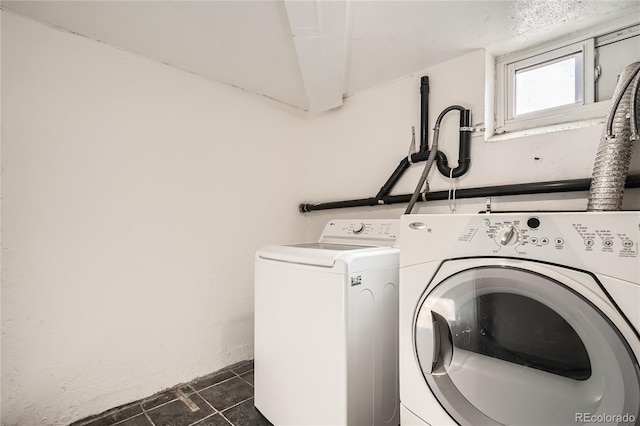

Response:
(353, 223), (366, 234)
(495, 225), (520, 247)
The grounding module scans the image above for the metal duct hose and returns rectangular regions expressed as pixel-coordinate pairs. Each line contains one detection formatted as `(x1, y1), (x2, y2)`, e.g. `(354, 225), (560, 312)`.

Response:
(587, 62), (640, 211)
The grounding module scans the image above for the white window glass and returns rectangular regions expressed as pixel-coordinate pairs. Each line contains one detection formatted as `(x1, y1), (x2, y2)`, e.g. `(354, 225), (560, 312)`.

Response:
(515, 54), (580, 116)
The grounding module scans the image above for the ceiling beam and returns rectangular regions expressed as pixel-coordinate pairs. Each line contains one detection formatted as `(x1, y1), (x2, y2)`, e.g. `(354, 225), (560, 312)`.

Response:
(284, 0), (350, 112)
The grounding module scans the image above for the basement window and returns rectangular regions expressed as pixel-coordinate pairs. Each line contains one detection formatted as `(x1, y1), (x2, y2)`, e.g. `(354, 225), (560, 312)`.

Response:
(495, 23), (640, 134)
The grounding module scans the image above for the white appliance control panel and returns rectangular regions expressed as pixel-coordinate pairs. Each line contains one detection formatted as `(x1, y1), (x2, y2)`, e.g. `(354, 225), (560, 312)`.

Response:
(478, 215), (636, 256)
(320, 220), (399, 246)
(401, 212), (639, 283)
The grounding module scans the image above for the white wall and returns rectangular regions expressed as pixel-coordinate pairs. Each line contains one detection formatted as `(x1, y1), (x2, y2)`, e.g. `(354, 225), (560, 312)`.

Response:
(1, 12), (306, 425)
(303, 50), (640, 237)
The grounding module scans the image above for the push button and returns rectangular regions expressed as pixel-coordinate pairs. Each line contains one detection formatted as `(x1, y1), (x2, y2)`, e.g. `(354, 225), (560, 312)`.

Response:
(527, 217), (540, 229)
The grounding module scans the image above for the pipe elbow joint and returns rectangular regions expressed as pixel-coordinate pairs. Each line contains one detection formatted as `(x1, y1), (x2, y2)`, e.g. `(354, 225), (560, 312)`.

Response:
(452, 160), (471, 178)
(435, 152), (470, 178)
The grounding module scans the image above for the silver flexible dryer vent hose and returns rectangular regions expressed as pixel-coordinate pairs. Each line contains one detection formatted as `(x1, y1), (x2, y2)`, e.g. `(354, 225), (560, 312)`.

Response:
(587, 62), (640, 211)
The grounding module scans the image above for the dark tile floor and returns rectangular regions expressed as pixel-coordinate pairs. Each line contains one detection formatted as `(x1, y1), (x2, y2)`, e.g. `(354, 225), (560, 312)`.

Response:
(71, 360), (272, 426)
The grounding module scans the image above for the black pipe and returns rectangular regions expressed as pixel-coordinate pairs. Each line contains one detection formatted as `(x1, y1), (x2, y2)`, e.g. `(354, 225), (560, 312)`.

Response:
(404, 105), (473, 215)
(435, 108), (472, 178)
(420, 76), (429, 152)
(374, 152), (430, 199)
(326, 77), (476, 210)
(299, 175), (640, 212)
(373, 76), (430, 200)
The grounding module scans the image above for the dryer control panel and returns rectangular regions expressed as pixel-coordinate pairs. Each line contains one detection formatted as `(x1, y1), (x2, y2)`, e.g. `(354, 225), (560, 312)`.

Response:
(478, 215), (636, 258)
(401, 212), (638, 283)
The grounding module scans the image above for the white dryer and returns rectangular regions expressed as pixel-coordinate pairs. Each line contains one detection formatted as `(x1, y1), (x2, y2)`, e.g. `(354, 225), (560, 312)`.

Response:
(399, 212), (639, 426)
(255, 219), (400, 426)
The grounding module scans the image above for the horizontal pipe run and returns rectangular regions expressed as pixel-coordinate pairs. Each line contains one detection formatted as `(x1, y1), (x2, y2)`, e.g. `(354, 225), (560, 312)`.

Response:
(299, 175), (640, 213)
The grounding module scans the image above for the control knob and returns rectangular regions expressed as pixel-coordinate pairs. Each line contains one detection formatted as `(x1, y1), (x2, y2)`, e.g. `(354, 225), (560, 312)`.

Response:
(353, 223), (366, 234)
(495, 225), (520, 247)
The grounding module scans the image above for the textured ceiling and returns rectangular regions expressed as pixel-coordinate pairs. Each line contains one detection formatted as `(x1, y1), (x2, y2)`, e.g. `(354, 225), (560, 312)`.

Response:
(3, 0), (638, 111)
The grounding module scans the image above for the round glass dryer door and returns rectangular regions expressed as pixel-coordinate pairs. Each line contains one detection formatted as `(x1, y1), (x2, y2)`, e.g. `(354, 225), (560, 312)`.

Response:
(414, 264), (640, 426)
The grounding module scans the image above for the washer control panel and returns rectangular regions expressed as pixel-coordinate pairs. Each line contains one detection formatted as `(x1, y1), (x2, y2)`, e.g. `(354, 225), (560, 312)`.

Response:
(321, 219), (399, 246)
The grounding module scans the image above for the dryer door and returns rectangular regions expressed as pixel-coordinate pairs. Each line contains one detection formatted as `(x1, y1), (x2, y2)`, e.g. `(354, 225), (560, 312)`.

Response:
(414, 260), (640, 426)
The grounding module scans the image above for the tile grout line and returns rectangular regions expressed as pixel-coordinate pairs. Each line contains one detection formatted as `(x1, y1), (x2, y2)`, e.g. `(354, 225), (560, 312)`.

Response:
(219, 395), (255, 415)
(138, 401), (157, 426)
(190, 388), (219, 417)
(216, 395), (256, 426)
(230, 368), (254, 387)
(142, 410), (156, 426)
(185, 412), (215, 426)
(109, 404), (143, 426)
(175, 388), (201, 412)
(217, 410), (236, 426)
(192, 373), (238, 393)
(189, 386), (253, 426)
(140, 396), (180, 414)
(186, 408), (235, 426)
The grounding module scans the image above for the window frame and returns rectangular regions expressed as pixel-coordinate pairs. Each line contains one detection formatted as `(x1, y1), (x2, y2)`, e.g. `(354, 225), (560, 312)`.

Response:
(494, 22), (639, 136)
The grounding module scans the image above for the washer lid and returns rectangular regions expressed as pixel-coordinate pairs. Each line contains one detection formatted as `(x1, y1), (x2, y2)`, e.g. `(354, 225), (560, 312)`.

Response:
(286, 243), (368, 251)
(256, 244), (383, 268)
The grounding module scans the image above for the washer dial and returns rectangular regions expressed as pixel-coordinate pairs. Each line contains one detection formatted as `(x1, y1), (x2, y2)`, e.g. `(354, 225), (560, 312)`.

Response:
(353, 223), (366, 234)
(495, 225), (521, 247)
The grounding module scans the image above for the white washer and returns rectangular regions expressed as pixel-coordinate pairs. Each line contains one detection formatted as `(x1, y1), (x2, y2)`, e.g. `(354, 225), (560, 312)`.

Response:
(255, 219), (400, 426)
(399, 212), (640, 426)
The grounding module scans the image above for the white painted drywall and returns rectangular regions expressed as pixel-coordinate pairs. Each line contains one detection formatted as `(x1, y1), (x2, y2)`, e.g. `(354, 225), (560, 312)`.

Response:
(1, 12), (306, 425)
(302, 50), (640, 237)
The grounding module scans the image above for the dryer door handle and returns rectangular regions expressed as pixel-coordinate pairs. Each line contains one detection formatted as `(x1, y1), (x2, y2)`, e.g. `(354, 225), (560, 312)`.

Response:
(416, 309), (453, 376)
